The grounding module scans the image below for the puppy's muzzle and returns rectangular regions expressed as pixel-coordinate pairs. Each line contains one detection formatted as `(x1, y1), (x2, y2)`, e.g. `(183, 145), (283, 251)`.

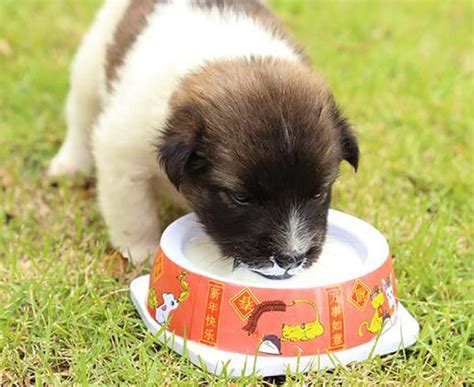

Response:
(274, 253), (305, 271)
(249, 254), (306, 280)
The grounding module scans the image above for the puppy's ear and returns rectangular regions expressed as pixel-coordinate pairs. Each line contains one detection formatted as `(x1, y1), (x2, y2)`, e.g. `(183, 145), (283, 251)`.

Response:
(334, 106), (359, 171)
(158, 104), (206, 189)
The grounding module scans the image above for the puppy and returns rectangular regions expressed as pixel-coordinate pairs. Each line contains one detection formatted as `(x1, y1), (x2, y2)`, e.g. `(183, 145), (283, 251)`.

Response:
(49, 0), (359, 279)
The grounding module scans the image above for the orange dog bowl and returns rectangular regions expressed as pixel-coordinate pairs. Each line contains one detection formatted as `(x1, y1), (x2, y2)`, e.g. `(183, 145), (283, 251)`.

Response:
(130, 210), (419, 376)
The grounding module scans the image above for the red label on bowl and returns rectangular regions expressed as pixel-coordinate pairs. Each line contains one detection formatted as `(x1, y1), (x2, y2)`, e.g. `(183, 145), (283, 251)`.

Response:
(147, 249), (399, 357)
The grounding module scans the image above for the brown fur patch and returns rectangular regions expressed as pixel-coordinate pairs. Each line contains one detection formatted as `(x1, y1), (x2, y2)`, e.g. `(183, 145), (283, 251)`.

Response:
(163, 57), (343, 192)
(167, 57), (338, 180)
(105, 0), (164, 88)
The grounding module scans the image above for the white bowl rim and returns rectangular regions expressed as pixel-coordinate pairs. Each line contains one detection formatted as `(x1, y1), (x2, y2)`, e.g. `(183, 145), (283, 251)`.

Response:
(159, 209), (390, 289)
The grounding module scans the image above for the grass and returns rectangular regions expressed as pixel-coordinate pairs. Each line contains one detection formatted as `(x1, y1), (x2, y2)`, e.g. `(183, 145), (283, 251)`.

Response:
(0, 0), (472, 384)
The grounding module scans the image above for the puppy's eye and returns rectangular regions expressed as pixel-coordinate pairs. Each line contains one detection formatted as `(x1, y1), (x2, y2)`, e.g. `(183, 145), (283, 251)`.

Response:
(311, 192), (327, 202)
(229, 192), (251, 205)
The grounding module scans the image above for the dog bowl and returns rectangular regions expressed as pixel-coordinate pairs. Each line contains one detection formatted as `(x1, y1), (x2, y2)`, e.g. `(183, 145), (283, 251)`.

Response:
(130, 210), (419, 377)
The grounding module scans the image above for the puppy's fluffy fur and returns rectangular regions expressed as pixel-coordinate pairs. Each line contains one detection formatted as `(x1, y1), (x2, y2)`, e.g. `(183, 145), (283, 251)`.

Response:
(49, 0), (359, 279)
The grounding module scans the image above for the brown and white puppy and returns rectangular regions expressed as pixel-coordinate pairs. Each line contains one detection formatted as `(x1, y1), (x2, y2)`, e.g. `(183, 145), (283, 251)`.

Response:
(48, 0), (359, 279)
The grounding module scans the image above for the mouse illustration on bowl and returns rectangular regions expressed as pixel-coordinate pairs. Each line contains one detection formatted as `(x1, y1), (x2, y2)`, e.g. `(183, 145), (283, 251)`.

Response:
(243, 299), (325, 355)
(149, 272), (190, 324)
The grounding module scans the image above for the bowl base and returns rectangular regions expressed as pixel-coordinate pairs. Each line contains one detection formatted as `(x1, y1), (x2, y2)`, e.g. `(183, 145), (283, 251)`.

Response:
(130, 275), (419, 377)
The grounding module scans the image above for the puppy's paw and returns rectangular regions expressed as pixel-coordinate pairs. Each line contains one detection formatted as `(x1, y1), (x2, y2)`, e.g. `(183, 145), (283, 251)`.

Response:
(118, 241), (159, 265)
(47, 151), (93, 177)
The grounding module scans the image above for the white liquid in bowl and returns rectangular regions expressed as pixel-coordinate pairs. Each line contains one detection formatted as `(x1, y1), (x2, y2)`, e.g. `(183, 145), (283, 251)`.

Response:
(184, 233), (363, 286)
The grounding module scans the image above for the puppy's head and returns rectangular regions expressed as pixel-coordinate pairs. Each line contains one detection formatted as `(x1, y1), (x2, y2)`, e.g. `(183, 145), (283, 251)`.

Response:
(159, 58), (358, 279)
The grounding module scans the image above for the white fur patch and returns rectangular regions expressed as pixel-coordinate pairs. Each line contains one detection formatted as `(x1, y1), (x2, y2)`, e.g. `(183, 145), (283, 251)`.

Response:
(278, 206), (313, 256)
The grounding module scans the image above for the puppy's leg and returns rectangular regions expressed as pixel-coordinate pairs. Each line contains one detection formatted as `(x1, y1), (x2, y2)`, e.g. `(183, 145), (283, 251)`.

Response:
(97, 166), (160, 263)
(48, 29), (104, 177)
(93, 113), (161, 264)
(48, 0), (129, 176)
(48, 89), (99, 177)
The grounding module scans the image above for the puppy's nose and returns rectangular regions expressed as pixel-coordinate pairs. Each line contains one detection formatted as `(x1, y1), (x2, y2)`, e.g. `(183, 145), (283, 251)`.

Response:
(274, 254), (305, 270)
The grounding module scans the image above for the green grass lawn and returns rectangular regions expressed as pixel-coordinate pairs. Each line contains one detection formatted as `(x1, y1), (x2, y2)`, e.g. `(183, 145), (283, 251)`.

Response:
(1, 0), (472, 384)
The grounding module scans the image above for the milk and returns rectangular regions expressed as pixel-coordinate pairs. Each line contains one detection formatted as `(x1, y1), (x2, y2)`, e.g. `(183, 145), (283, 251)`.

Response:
(184, 233), (363, 287)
